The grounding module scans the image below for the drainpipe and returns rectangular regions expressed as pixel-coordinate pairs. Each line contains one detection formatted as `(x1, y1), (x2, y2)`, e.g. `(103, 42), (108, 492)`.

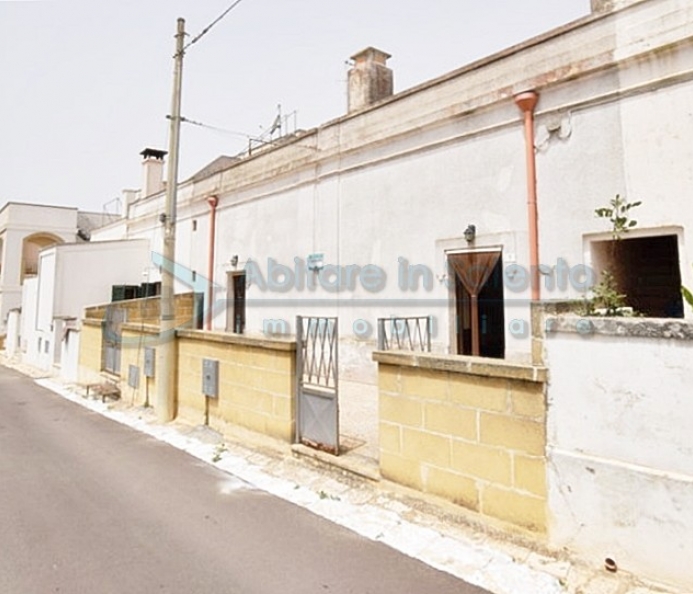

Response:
(206, 195), (218, 330)
(514, 91), (540, 301)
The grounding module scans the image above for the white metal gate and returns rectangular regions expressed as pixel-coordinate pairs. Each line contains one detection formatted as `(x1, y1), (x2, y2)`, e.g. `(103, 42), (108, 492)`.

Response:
(296, 316), (339, 455)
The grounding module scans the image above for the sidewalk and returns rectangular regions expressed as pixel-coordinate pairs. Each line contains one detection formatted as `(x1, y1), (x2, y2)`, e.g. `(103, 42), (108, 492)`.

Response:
(2, 357), (679, 594)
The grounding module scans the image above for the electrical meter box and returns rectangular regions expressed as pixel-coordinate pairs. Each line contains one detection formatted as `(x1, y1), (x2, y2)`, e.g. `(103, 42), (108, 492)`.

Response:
(128, 364), (140, 389)
(202, 359), (219, 398)
(144, 347), (155, 378)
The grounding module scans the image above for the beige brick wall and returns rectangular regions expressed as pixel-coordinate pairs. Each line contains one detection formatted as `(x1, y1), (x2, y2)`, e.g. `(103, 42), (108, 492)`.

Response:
(119, 326), (159, 408)
(84, 292), (199, 328)
(77, 320), (104, 384)
(177, 331), (296, 442)
(376, 354), (548, 533)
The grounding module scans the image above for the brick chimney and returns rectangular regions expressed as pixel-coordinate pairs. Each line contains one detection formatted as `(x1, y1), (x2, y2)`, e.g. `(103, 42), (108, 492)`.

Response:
(140, 148), (167, 198)
(347, 47), (393, 113)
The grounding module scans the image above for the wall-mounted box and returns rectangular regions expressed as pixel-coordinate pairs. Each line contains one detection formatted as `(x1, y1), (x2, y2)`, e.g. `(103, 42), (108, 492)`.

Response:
(144, 346), (155, 378)
(202, 359), (219, 398)
(128, 364), (140, 389)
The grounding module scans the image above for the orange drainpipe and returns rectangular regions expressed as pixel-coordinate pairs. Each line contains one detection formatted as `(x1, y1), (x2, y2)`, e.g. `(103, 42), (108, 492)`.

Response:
(514, 91), (540, 301)
(206, 195), (219, 330)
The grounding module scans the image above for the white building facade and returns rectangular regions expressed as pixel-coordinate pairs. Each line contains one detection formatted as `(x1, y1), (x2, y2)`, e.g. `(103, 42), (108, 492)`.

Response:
(0, 203), (81, 334)
(92, 0), (693, 383)
(16, 240), (150, 379)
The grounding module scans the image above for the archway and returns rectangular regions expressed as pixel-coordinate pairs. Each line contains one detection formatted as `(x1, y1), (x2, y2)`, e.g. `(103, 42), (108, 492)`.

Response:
(21, 233), (63, 282)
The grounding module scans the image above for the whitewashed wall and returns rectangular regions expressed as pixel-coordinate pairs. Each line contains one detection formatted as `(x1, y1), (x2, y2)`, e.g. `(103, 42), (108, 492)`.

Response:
(20, 278), (38, 362)
(20, 240), (150, 377)
(52, 240), (150, 315)
(92, 0), (693, 383)
(5, 309), (20, 357)
(544, 318), (693, 591)
(36, 250), (57, 332)
(60, 329), (80, 382)
(0, 203), (79, 329)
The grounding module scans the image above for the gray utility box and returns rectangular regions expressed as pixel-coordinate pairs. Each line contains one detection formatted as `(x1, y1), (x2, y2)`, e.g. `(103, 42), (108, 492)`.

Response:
(144, 346), (155, 378)
(128, 364), (140, 389)
(202, 359), (219, 398)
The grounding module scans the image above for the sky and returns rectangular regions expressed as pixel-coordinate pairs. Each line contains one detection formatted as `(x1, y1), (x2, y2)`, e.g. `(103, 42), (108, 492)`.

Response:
(0, 0), (589, 213)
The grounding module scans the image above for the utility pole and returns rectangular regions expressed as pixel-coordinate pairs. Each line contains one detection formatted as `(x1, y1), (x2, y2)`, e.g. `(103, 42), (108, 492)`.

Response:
(157, 17), (185, 422)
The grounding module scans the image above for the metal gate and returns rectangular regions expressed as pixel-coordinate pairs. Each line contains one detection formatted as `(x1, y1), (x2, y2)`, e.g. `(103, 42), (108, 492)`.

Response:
(296, 316), (339, 455)
(102, 306), (126, 374)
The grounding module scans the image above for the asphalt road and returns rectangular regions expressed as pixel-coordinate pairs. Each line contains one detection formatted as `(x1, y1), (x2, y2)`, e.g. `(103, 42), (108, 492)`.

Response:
(0, 366), (488, 594)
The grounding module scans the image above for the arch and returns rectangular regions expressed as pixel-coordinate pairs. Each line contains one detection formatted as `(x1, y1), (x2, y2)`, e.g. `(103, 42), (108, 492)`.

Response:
(21, 232), (64, 281)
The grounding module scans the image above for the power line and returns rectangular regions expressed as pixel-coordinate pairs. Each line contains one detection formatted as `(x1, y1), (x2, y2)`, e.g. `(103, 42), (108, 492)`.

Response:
(178, 115), (252, 138)
(179, 0), (247, 55)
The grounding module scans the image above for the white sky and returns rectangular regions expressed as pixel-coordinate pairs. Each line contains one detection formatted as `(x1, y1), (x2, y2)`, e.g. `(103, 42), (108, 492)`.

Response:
(0, 0), (589, 212)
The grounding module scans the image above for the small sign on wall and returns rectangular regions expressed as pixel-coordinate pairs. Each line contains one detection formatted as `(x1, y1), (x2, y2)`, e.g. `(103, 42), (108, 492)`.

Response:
(307, 253), (324, 271)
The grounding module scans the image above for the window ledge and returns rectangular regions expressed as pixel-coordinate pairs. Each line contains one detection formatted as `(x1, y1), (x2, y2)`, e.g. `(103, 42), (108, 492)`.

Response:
(546, 315), (693, 341)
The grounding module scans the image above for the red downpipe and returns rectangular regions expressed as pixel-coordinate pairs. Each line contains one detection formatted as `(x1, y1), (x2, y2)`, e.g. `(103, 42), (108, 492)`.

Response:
(514, 91), (540, 301)
(206, 195), (218, 330)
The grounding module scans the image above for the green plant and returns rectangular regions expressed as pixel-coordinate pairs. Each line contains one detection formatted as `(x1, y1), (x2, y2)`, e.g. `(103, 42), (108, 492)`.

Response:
(682, 273), (693, 312)
(212, 443), (227, 463)
(595, 194), (641, 240)
(591, 271), (630, 316)
(588, 195), (641, 316)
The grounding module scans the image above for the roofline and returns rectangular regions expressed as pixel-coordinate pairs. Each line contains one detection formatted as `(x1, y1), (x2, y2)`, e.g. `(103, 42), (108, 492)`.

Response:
(0, 201), (79, 215)
(45, 238), (149, 250)
(125, 1), (646, 196)
(321, 10), (607, 128)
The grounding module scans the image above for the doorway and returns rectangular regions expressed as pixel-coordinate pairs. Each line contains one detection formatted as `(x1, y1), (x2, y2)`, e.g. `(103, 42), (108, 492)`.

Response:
(449, 250), (505, 359)
(226, 272), (246, 334)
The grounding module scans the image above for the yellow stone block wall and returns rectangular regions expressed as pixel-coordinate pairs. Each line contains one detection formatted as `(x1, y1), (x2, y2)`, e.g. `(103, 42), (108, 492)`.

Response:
(77, 320), (104, 384)
(119, 328), (159, 408)
(84, 292), (199, 328)
(177, 335), (296, 442)
(378, 364), (548, 533)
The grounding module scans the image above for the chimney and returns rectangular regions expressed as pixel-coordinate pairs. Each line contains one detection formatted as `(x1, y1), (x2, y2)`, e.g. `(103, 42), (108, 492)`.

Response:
(121, 189), (138, 218)
(347, 47), (393, 113)
(140, 148), (167, 197)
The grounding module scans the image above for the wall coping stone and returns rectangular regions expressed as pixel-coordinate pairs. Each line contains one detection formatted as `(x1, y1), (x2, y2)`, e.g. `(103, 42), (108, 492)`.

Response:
(372, 350), (547, 383)
(177, 329), (296, 352)
(122, 322), (160, 335)
(546, 315), (693, 341)
(82, 318), (103, 328)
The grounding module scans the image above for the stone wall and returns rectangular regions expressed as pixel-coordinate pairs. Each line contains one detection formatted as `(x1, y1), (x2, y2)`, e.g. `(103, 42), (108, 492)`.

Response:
(84, 292), (199, 328)
(177, 330), (296, 442)
(77, 319), (103, 384)
(119, 323), (159, 408)
(373, 351), (548, 533)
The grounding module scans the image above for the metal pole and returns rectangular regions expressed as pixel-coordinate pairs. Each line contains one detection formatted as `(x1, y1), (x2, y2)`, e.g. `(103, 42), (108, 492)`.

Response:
(156, 17), (185, 423)
(295, 315), (303, 444)
(206, 195), (218, 330)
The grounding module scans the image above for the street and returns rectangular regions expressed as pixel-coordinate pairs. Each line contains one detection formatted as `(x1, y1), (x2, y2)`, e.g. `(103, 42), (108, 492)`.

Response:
(0, 366), (487, 594)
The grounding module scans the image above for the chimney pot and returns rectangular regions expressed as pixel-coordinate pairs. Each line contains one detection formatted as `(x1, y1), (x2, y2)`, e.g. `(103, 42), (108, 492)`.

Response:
(140, 147), (167, 198)
(347, 47), (393, 113)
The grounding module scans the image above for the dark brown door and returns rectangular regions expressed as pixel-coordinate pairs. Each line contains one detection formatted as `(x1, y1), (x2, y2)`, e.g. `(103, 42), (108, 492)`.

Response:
(232, 273), (246, 334)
